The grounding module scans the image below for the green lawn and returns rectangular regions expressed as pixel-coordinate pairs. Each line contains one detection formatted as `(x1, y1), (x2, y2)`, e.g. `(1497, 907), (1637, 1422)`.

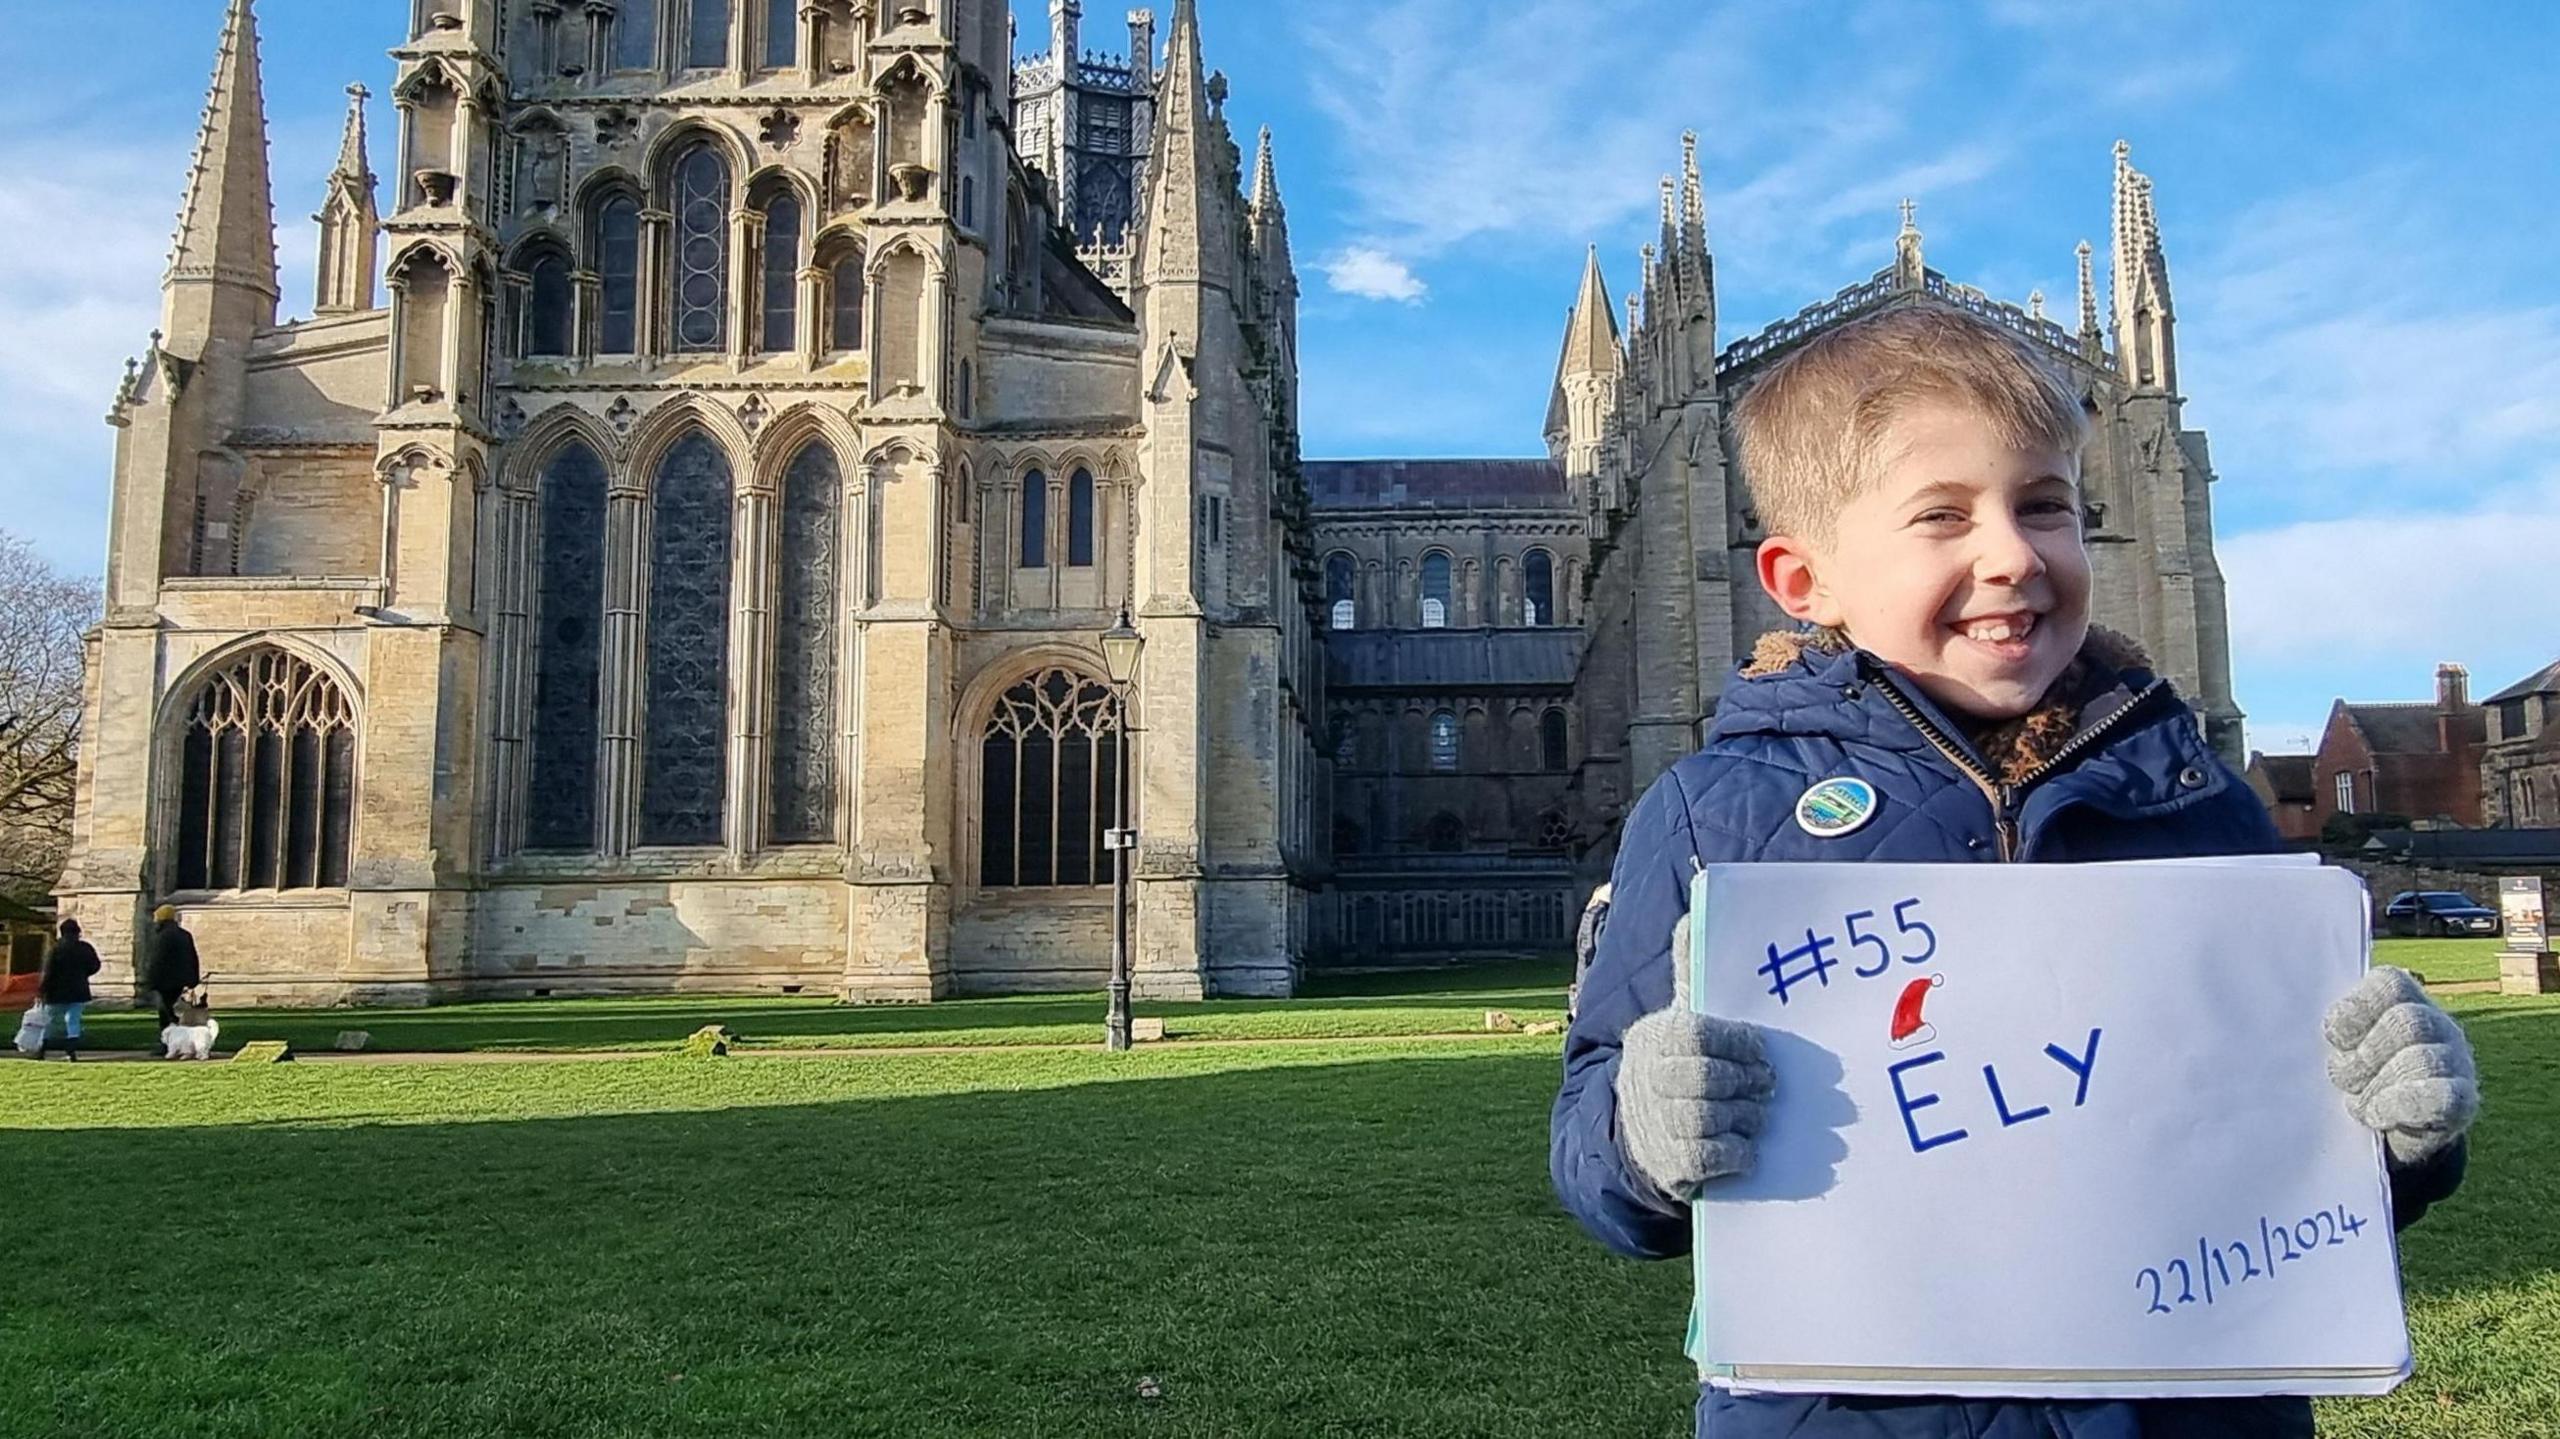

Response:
(60, 957), (1574, 1057)
(2377, 937), (2508, 987)
(2, 982), (2552, 1436)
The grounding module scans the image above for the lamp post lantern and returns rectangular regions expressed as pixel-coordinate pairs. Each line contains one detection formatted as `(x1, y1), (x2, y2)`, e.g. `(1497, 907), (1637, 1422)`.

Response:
(1099, 606), (1144, 1051)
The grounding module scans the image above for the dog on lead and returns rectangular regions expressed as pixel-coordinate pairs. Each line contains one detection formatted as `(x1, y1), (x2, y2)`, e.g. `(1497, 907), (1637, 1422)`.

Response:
(160, 985), (218, 1061)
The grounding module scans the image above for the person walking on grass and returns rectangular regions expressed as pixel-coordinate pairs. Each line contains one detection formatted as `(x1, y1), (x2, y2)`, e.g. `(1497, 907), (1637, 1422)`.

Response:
(38, 919), (101, 1061)
(147, 905), (200, 1032)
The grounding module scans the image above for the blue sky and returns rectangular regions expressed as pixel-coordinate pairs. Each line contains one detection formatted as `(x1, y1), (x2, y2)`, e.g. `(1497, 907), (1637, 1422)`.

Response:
(0, 0), (2552, 750)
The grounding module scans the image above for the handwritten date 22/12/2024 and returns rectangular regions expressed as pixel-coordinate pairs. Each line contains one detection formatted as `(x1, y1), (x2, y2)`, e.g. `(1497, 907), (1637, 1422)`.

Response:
(2136, 1204), (2371, 1316)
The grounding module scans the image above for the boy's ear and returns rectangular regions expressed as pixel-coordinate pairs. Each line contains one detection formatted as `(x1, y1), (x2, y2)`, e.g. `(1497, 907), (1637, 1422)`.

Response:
(1757, 535), (1845, 628)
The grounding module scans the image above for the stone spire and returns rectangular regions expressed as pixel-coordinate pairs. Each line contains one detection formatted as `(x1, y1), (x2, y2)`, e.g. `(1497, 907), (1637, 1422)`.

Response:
(1679, 131), (1708, 272)
(1251, 125), (1282, 218)
(2110, 140), (2177, 391)
(1137, 0), (1218, 288)
(164, 0), (279, 337)
(2075, 238), (2102, 360)
(1892, 197), (1924, 291)
(1546, 246), (1621, 442)
(314, 83), (379, 315)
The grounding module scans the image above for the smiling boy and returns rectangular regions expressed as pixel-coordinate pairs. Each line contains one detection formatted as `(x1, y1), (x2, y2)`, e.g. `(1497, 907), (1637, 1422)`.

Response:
(1550, 305), (2478, 1439)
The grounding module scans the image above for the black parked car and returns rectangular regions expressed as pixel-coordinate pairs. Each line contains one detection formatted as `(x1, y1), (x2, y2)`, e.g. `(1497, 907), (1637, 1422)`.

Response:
(2382, 891), (2502, 938)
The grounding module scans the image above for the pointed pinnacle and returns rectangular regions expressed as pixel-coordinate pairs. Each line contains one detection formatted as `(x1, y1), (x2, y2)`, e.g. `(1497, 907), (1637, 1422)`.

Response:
(334, 83), (372, 182)
(1252, 125), (1280, 212)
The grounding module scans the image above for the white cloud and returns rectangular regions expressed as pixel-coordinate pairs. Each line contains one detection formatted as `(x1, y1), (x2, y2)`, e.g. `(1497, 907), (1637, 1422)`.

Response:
(2220, 481), (2560, 733)
(1321, 246), (1428, 304)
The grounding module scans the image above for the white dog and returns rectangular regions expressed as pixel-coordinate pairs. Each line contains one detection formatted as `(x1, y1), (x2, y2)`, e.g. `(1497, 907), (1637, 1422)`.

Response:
(161, 991), (219, 1061)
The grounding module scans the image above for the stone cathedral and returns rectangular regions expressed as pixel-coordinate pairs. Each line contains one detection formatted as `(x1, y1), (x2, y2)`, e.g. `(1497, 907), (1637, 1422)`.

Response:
(61, 0), (1321, 1003)
(1310, 138), (2239, 959)
(62, 1), (2240, 997)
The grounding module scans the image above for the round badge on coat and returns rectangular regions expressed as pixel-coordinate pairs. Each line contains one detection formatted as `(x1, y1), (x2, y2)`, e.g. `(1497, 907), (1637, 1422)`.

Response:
(1795, 777), (1880, 838)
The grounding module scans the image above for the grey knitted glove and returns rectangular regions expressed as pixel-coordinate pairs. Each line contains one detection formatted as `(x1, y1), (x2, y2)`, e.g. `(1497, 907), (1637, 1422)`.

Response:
(2323, 966), (2479, 1166)
(1614, 913), (1777, 1202)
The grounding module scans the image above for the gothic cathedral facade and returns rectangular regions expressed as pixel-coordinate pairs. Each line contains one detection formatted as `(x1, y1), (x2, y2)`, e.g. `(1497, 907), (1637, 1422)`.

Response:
(60, 0), (1323, 1003)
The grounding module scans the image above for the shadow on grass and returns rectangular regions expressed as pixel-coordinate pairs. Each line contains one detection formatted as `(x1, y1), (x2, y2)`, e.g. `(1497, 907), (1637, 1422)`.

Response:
(59, 956), (1575, 1057)
(0, 1050), (1677, 1439)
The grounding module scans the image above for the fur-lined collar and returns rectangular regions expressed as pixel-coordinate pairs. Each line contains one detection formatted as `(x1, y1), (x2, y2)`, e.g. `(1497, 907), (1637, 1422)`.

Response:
(1739, 624), (2155, 784)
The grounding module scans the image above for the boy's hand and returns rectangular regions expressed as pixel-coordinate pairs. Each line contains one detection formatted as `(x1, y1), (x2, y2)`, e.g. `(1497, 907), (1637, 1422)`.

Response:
(1614, 914), (1777, 1201)
(2323, 967), (2478, 1167)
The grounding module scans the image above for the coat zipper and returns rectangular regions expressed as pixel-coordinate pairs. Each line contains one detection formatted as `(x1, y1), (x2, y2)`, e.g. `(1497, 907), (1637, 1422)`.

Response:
(1863, 667), (2169, 862)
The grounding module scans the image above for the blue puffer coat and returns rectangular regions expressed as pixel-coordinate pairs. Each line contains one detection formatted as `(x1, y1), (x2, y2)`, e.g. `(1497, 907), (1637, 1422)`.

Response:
(1552, 634), (2467, 1439)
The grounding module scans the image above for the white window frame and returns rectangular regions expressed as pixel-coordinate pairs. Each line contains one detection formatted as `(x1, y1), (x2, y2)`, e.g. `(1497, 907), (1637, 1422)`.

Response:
(2334, 770), (2355, 815)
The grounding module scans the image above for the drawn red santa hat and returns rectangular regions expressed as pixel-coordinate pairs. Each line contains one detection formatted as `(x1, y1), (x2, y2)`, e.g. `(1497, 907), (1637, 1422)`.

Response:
(1888, 973), (1946, 1050)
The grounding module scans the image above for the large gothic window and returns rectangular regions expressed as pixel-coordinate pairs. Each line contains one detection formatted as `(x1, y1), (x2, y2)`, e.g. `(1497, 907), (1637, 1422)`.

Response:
(980, 668), (1122, 888)
(526, 252), (573, 356)
(173, 648), (356, 892)
(763, 0), (797, 67)
(596, 194), (641, 355)
(760, 193), (802, 353)
(686, 0), (731, 67)
(1067, 469), (1096, 568)
(527, 443), (607, 849)
(615, 0), (658, 69)
(1525, 547), (1555, 627)
(1019, 470), (1047, 568)
(1325, 551), (1356, 630)
(640, 432), (735, 845)
(1421, 552), (1452, 629)
(670, 145), (731, 353)
(770, 443), (841, 844)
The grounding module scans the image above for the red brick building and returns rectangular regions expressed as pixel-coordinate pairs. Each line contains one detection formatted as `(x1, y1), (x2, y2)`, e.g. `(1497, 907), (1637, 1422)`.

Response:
(2244, 752), (2321, 843)
(2481, 658), (2560, 827)
(2310, 664), (2487, 829)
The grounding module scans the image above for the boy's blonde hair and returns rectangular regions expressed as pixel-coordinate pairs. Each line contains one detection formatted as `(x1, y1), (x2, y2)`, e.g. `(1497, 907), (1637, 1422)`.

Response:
(1733, 305), (2090, 544)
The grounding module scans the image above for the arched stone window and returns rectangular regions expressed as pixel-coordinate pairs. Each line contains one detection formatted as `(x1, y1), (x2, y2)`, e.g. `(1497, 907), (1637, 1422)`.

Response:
(960, 173), (978, 230)
(980, 667), (1122, 888)
(825, 244), (865, 352)
(1421, 552), (1451, 629)
(1325, 551), (1355, 630)
(1525, 547), (1556, 627)
(594, 193), (642, 355)
(1019, 469), (1047, 568)
(1067, 469), (1096, 568)
(1429, 710), (1459, 772)
(640, 432), (734, 845)
(770, 441), (841, 844)
(1541, 707), (1570, 772)
(615, 0), (658, 69)
(525, 251), (574, 357)
(668, 143), (731, 353)
(764, 0), (798, 66)
(957, 358), (974, 419)
(172, 647), (356, 892)
(527, 442), (607, 849)
(686, 0), (731, 67)
(758, 190), (802, 353)
(1424, 812), (1465, 853)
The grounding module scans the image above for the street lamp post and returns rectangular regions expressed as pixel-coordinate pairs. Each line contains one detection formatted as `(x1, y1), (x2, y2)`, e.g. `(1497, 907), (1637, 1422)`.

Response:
(1098, 606), (1145, 1052)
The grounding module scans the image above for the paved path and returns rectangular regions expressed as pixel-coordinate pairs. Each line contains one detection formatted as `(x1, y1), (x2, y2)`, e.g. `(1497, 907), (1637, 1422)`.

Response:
(8, 1028), (1558, 1067)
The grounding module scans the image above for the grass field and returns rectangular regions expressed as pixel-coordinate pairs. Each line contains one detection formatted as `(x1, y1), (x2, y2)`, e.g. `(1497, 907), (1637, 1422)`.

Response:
(1, 969), (2552, 1436)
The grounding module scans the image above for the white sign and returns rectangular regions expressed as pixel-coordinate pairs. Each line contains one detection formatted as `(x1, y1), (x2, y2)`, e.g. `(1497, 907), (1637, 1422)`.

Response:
(1686, 860), (2409, 1400)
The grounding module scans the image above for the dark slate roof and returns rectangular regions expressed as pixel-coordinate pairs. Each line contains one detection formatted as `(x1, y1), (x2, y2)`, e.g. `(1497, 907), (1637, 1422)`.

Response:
(1325, 628), (1582, 690)
(2251, 753), (2316, 803)
(2485, 658), (2560, 704)
(1306, 459), (1569, 511)
(2361, 828), (2560, 867)
(2345, 703), (2459, 755)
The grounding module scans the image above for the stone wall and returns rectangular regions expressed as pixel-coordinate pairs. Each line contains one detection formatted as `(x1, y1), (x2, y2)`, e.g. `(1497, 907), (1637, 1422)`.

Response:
(2335, 858), (2559, 928)
(469, 880), (849, 997)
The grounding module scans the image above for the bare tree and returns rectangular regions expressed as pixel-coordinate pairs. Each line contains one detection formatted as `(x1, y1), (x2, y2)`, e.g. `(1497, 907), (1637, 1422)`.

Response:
(0, 531), (100, 904)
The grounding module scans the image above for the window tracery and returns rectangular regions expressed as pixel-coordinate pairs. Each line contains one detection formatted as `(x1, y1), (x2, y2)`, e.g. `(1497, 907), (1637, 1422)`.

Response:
(526, 442), (607, 849)
(979, 668), (1122, 888)
(770, 442), (840, 843)
(640, 432), (734, 845)
(173, 648), (356, 892)
(669, 144), (731, 353)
